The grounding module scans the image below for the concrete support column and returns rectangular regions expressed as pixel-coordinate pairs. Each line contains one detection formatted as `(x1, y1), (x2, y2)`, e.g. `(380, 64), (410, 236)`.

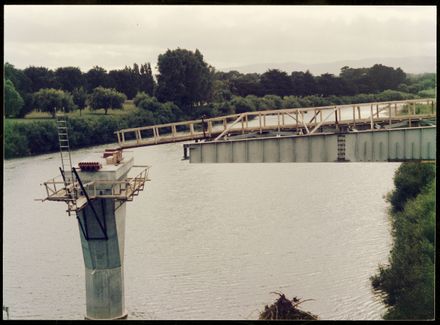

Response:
(77, 198), (128, 320)
(74, 156), (133, 320)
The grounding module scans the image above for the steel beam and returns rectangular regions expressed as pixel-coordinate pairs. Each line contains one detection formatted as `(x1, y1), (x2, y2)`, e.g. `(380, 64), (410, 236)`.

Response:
(188, 126), (436, 163)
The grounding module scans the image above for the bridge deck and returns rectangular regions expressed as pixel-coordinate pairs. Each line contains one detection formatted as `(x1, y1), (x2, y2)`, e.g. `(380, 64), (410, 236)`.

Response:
(115, 98), (435, 149)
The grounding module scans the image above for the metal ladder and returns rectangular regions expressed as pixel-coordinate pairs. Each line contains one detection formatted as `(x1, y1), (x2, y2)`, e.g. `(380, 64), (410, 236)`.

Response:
(55, 108), (77, 212)
(337, 133), (346, 162)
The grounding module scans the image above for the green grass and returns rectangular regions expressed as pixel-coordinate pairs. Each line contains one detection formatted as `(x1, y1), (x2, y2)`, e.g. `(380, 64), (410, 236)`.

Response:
(398, 103), (436, 115)
(20, 100), (139, 120)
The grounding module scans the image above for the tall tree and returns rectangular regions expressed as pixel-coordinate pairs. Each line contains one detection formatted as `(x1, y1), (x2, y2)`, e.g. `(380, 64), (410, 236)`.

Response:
(4, 62), (32, 95)
(72, 87), (88, 115)
(5, 79), (24, 117)
(367, 64), (406, 92)
(108, 67), (138, 99)
(290, 71), (307, 96)
(33, 88), (75, 117)
(156, 48), (213, 111)
(302, 70), (317, 96)
(139, 63), (155, 96)
(5, 63), (33, 116)
(23, 66), (58, 92)
(316, 73), (345, 96)
(88, 87), (127, 115)
(85, 66), (110, 93)
(55, 67), (84, 92)
(340, 66), (373, 94)
(260, 69), (292, 97)
(229, 72), (262, 97)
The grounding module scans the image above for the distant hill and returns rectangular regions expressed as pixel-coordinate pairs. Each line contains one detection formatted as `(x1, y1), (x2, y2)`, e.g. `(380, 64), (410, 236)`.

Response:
(221, 56), (436, 75)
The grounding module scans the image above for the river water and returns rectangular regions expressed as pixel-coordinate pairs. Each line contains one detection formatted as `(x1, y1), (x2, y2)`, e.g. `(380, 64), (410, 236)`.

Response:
(3, 141), (398, 320)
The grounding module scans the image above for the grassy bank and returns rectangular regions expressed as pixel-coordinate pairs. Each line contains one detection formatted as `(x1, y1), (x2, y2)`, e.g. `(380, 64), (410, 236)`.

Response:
(4, 109), (156, 158)
(371, 162), (435, 320)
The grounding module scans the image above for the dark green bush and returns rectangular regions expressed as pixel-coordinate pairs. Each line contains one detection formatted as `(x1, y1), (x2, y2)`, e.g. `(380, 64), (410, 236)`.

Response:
(371, 163), (435, 320)
(230, 96), (256, 113)
(4, 111), (157, 159)
(388, 162), (435, 213)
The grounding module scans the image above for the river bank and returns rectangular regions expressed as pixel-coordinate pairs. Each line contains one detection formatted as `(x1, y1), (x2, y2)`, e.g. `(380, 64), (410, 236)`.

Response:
(371, 162), (435, 320)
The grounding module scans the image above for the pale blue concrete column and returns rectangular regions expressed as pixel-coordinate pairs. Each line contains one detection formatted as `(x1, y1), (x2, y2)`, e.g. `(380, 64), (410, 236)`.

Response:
(77, 199), (127, 320)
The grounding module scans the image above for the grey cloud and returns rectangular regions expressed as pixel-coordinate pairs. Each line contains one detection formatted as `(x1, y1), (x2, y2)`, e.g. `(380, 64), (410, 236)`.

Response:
(4, 5), (436, 71)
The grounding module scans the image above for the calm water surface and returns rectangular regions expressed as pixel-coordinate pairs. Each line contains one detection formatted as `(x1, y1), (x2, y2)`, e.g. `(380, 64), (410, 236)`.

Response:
(3, 142), (398, 320)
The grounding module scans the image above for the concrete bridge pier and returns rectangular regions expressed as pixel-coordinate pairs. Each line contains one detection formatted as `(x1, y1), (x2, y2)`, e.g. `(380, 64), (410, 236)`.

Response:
(77, 199), (127, 320)
(74, 156), (134, 320)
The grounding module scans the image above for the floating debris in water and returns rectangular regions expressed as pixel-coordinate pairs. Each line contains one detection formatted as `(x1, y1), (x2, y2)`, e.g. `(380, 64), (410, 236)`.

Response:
(259, 292), (318, 320)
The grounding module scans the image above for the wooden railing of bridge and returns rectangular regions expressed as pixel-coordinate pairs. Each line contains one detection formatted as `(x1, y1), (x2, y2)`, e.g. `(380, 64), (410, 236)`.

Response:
(115, 98), (436, 149)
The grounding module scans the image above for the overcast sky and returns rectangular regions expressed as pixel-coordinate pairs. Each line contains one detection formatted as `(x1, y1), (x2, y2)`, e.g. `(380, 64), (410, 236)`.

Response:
(4, 5), (437, 72)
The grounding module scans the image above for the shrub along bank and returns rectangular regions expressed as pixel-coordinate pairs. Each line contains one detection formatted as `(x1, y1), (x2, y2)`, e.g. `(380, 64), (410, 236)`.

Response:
(371, 162), (435, 320)
(4, 111), (155, 159)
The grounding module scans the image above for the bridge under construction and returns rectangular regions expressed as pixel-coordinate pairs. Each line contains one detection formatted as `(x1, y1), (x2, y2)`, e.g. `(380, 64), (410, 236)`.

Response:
(115, 98), (436, 163)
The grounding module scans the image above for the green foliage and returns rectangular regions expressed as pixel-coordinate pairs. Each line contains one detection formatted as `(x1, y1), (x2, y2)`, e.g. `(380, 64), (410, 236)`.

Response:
(230, 72), (262, 97)
(230, 96), (256, 113)
(375, 90), (414, 102)
(33, 88), (75, 117)
(399, 103), (435, 116)
(188, 104), (218, 119)
(156, 48), (213, 110)
(107, 63), (156, 99)
(262, 95), (283, 109)
(5, 79), (24, 117)
(292, 70), (317, 96)
(133, 91), (150, 107)
(245, 95), (265, 111)
(24, 66), (59, 92)
(4, 122), (30, 157)
(136, 94), (184, 122)
(367, 64), (406, 92)
(139, 63), (156, 96)
(417, 88), (435, 98)
(88, 87), (127, 114)
(55, 66), (83, 92)
(316, 73), (346, 96)
(260, 69), (292, 97)
(4, 111), (157, 159)
(137, 95), (163, 113)
(387, 162), (435, 213)
(211, 79), (232, 102)
(371, 163), (435, 320)
(72, 87), (87, 114)
(85, 66), (109, 92)
(282, 96), (301, 108)
(214, 101), (235, 115)
(4, 62), (32, 95)
(405, 73), (436, 94)
(19, 93), (35, 118)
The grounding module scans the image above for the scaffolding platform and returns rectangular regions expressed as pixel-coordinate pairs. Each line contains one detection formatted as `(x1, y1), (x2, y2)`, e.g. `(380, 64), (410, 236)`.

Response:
(41, 151), (150, 213)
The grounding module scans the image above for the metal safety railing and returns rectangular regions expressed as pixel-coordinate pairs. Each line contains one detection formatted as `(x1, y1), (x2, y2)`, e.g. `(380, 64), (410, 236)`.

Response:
(40, 166), (150, 212)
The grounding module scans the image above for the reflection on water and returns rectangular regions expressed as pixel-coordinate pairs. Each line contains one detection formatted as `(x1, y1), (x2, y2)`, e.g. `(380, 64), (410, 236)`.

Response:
(3, 142), (397, 320)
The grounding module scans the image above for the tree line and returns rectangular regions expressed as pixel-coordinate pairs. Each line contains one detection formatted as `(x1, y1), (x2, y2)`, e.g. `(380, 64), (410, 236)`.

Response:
(4, 62), (155, 117)
(4, 90), (423, 160)
(4, 48), (436, 119)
